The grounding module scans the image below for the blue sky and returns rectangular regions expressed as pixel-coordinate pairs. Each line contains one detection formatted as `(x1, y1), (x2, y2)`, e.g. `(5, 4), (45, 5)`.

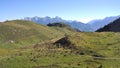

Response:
(0, 0), (120, 23)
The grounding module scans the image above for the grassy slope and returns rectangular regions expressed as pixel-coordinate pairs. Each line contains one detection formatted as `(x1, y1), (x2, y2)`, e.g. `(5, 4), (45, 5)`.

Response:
(1, 31), (120, 68)
(0, 20), (120, 68)
(66, 32), (120, 57)
(0, 20), (75, 57)
(0, 20), (73, 49)
(64, 32), (120, 68)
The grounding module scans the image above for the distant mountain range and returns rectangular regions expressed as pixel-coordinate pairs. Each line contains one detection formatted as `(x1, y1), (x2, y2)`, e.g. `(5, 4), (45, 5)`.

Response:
(24, 16), (66, 25)
(96, 18), (120, 32)
(23, 15), (120, 32)
(23, 16), (92, 32)
(87, 15), (120, 31)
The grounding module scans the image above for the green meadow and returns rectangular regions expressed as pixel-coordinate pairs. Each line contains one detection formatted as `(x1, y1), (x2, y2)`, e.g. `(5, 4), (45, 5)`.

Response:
(0, 20), (120, 68)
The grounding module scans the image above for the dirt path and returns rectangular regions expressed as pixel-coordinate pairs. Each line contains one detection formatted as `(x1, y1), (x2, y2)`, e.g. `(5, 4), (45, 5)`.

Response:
(93, 57), (120, 60)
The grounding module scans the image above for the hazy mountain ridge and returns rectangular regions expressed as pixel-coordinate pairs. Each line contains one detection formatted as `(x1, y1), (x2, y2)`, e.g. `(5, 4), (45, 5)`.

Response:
(96, 17), (120, 32)
(88, 15), (120, 31)
(24, 16), (67, 25)
(24, 15), (120, 32)
(23, 16), (92, 32)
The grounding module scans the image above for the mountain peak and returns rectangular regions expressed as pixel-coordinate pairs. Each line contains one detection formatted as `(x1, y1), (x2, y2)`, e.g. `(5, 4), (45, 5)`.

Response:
(96, 17), (120, 32)
(55, 16), (61, 18)
(23, 16), (92, 32)
(88, 15), (120, 31)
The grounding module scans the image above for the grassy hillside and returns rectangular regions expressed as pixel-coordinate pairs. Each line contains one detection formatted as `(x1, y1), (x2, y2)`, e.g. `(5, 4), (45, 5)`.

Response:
(0, 20), (76, 58)
(1, 31), (120, 68)
(0, 20), (120, 68)
(56, 32), (120, 57)
(54, 32), (120, 68)
(0, 20), (74, 49)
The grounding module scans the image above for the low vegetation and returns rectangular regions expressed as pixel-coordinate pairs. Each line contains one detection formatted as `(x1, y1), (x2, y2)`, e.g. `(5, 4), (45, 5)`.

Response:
(0, 20), (120, 68)
(0, 20), (75, 49)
